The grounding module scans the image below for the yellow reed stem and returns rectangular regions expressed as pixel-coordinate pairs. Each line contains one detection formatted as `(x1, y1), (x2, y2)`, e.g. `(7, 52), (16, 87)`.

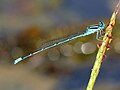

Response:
(86, 1), (120, 90)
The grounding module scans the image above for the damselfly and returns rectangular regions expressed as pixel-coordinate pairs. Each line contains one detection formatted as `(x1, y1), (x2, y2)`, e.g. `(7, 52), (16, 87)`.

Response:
(13, 21), (105, 64)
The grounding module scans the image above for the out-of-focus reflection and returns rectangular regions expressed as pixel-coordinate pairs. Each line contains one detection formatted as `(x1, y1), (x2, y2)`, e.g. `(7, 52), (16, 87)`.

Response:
(81, 42), (96, 54)
(60, 44), (74, 57)
(73, 41), (83, 54)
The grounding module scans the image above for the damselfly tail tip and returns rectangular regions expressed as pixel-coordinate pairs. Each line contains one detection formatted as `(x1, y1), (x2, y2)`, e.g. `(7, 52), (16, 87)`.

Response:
(13, 57), (22, 64)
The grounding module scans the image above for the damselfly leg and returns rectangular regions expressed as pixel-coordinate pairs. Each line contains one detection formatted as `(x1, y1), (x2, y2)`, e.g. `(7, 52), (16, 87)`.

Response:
(96, 29), (104, 41)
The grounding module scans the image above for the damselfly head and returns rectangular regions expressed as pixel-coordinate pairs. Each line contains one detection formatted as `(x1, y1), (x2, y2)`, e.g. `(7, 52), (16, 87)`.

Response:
(99, 21), (105, 29)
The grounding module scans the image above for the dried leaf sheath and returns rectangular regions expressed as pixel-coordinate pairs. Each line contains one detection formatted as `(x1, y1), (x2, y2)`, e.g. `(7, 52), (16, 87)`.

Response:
(86, 1), (120, 90)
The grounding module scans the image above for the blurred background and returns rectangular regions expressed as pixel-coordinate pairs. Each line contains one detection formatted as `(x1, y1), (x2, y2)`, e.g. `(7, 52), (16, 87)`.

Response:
(0, 0), (120, 90)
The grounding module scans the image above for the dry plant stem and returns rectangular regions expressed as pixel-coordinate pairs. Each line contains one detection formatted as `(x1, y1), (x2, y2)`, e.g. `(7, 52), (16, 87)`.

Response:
(86, 1), (120, 90)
